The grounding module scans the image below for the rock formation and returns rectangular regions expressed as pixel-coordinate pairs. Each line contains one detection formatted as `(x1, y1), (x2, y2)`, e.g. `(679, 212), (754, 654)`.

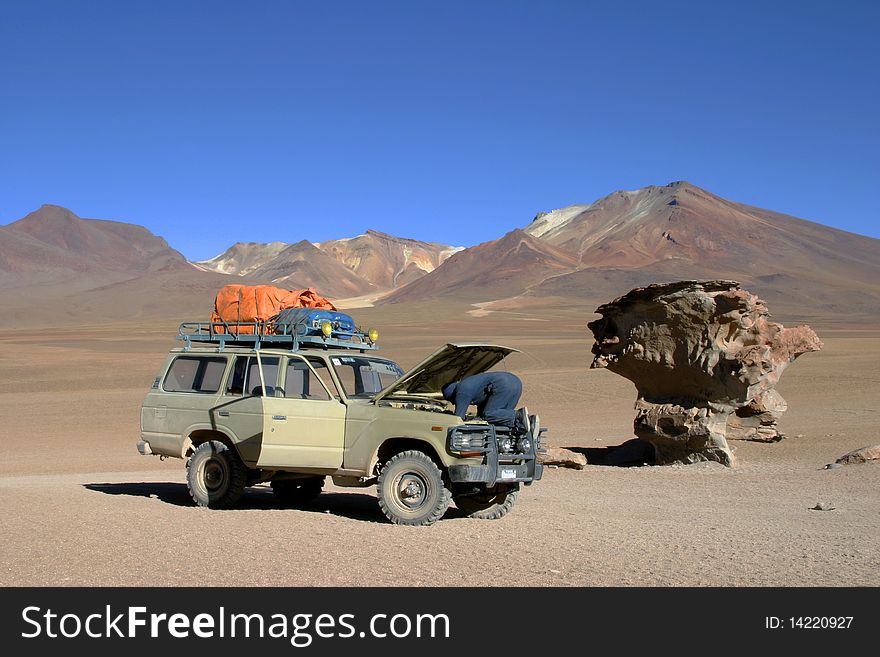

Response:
(587, 280), (822, 466)
(834, 445), (880, 465)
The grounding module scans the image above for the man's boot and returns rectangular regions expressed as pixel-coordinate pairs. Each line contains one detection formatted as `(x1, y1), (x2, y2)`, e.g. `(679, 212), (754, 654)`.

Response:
(515, 407), (530, 435)
(529, 414), (540, 443)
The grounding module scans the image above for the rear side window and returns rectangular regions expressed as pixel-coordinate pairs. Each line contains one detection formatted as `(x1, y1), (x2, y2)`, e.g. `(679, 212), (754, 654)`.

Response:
(163, 356), (227, 393)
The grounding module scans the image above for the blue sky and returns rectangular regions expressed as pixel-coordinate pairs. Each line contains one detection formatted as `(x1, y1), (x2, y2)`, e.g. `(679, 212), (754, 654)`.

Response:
(1, 0), (877, 260)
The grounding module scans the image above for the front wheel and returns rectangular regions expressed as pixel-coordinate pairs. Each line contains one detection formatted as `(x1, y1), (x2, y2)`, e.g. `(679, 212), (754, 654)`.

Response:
(186, 440), (247, 509)
(377, 450), (451, 526)
(454, 485), (519, 520)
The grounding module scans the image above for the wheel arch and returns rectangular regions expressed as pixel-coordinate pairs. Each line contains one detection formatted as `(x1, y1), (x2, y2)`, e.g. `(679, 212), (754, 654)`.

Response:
(185, 428), (238, 459)
(373, 437), (444, 475)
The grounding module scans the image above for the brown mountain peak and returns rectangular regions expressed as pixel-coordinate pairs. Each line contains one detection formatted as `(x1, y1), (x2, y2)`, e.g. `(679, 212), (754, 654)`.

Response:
(318, 230), (459, 290)
(0, 204), (189, 284)
(492, 228), (533, 246)
(246, 240), (376, 298)
(37, 203), (78, 215)
(290, 239), (319, 250)
(364, 229), (393, 239)
(12, 204), (79, 227)
(382, 228), (578, 304)
(362, 229), (430, 246)
(664, 180), (718, 201)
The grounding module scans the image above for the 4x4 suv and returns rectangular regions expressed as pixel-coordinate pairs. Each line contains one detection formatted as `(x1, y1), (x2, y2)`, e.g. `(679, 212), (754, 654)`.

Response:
(138, 321), (543, 525)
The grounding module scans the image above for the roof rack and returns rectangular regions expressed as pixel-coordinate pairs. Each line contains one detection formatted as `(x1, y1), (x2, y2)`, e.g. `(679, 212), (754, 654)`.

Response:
(177, 320), (379, 352)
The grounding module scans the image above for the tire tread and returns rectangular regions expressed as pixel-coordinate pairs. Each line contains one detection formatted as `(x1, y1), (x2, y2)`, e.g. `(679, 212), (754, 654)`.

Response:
(377, 450), (451, 526)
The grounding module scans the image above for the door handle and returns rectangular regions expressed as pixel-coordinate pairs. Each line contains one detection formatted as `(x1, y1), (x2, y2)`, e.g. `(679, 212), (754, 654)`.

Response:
(272, 415), (287, 421)
(218, 410), (230, 417)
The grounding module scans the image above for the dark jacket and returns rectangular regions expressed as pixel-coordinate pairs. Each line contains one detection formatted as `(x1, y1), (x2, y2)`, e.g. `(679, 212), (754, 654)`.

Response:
(442, 371), (522, 426)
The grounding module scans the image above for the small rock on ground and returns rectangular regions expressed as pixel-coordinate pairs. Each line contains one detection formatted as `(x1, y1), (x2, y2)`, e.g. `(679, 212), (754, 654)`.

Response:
(539, 447), (587, 470)
(835, 444), (880, 465)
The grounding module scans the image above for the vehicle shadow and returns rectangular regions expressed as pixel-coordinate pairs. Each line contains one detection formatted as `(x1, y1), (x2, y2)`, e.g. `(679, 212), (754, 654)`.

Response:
(84, 482), (195, 507)
(566, 438), (656, 467)
(83, 482), (466, 523)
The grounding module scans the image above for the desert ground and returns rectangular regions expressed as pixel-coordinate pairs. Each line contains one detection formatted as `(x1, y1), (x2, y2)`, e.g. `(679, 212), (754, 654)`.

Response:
(1, 304), (878, 586)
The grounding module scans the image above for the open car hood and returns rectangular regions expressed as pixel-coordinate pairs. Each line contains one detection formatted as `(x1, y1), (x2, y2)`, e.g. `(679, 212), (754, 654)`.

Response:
(372, 343), (519, 403)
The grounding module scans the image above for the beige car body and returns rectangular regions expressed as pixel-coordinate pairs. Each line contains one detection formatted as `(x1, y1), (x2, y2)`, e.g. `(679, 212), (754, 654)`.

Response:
(139, 343), (515, 487)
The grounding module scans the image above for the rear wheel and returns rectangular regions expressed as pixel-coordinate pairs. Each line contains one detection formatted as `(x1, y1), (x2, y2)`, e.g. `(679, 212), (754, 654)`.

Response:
(454, 485), (519, 520)
(271, 476), (325, 506)
(186, 440), (247, 509)
(377, 450), (451, 526)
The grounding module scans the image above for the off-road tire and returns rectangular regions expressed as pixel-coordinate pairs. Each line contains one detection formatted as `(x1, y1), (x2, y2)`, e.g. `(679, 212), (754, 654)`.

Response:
(271, 477), (325, 507)
(377, 450), (451, 526)
(454, 485), (519, 520)
(186, 440), (247, 509)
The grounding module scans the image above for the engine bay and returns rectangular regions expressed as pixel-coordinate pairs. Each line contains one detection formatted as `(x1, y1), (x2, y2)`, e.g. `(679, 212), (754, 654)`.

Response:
(377, 397), (452, 414)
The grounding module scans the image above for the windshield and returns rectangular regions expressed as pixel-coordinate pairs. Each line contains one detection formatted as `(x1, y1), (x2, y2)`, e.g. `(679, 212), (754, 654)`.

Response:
(329, 355), (405, 398)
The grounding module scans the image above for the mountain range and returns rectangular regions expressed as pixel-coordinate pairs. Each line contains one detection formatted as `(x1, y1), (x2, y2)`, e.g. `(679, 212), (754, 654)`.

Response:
(2, 181), (879, 325)
(194, 230), (463, 298)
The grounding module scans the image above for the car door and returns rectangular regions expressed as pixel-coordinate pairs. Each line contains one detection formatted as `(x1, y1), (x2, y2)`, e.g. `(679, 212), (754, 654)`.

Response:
(212, 354), (280, 466)
(258, 354), (346, 469)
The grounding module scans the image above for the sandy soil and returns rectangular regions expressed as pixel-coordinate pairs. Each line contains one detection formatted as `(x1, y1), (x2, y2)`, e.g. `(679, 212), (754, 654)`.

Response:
(1, 310), (878, 586)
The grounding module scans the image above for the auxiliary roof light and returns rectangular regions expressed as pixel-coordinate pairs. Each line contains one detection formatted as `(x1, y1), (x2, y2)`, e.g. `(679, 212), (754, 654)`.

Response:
(368, 328), (380, 342)
(320, 321), (333, 337)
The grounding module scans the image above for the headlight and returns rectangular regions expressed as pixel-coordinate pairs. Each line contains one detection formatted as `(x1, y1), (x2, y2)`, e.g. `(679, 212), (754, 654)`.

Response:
(498, 437), (514, 453)
(450, 433), (486, 451)
(448, 428), (489, 454)
(516, 437), (532, 453)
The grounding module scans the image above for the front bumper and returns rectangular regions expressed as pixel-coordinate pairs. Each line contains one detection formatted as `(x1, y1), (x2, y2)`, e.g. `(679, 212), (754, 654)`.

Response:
(448, 462), (543, 485)
(447, 424), (544, 486)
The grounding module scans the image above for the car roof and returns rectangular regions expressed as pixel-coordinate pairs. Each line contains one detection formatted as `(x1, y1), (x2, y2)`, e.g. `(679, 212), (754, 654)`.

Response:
(169, 347), (393, 358)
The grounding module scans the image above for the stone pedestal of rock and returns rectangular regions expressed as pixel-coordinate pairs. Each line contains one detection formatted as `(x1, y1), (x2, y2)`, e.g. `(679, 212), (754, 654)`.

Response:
(727, 389), (788, 442)
(633, 400), (734, 465)
(588, 280), (822, 466)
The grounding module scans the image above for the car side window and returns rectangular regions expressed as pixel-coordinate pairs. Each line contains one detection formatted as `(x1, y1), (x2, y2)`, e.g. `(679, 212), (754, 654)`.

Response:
(333, 362), (357, 396)
(284, 357), (331, 401)
(329, 357), (401, 397)
(226, 356), (247, 396)
(306, 357), (341, 399)
(163, 356), (226, 393)
(225, 356), (280, 396)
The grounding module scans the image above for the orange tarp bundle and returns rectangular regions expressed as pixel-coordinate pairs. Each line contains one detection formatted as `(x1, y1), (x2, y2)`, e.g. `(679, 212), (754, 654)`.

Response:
(211, 285), (337, 334)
